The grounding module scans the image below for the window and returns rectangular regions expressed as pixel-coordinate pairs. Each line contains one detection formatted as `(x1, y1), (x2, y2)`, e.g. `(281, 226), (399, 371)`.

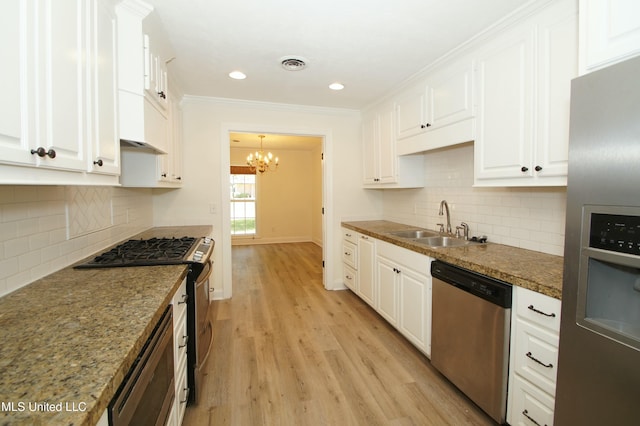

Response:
(230, 166), (256, 235)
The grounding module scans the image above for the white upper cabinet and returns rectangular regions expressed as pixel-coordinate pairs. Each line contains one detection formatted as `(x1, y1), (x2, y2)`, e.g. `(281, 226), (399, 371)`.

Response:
(0, 0), (119, 185)
(474, 0), (577, 186)
(579, 0), (640, 74)
(89, 0), (120, 176)
(116, 0), (171, 153)
(395, 58), (475, 155)
(362, 104), (424, 189)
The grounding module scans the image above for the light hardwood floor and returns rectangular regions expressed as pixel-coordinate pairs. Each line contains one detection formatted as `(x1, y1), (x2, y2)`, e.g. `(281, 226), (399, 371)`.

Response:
(183, 242), (495, 426)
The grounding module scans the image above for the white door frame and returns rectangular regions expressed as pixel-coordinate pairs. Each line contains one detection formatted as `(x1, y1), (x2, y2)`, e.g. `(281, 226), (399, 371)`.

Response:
(219, 123), (334, 298)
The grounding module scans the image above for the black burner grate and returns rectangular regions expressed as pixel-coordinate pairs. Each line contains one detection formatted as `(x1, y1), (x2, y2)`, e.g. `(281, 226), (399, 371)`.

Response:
(76, 237), (197, 268)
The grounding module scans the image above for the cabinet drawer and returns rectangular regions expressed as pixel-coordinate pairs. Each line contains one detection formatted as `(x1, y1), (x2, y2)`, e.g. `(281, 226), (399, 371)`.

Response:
(172, 279), (188, 320)
(342, 228), (358, 244)
(175, 362), (189, 425)
(174, 309), (188, 369)
(515, 287), (561, 332)
(509, 375), (555, 426)
(513, 318), (559, 396)
(343, 264), (358, 292)
(342, 241), (357, 268)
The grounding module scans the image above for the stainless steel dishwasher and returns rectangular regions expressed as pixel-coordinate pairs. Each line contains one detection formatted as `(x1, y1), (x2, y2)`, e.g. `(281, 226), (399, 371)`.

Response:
(430, 260), (512, 424)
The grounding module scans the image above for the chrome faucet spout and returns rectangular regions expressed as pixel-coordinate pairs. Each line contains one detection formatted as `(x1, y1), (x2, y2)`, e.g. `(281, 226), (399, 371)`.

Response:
(439, 200), (452, 234)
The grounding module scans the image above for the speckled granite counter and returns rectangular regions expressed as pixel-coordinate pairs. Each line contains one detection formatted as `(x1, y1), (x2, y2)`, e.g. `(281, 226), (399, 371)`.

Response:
(342, 220), (563, 299)
(0, 225), (212, 426)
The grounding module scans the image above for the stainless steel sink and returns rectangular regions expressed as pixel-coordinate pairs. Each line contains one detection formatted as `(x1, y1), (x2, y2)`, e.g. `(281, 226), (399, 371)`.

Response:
(413, 236), (474, 247)
(389, 229), (439, 239)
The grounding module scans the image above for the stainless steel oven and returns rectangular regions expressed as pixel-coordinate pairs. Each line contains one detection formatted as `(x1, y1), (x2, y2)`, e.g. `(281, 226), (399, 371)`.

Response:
(187, 259), (213, 404)
(109, 306), (174, 426)
(76, 235), (215, 406)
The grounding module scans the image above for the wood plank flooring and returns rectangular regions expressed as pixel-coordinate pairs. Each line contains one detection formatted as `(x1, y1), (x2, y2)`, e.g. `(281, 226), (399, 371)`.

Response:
(183, 242), (495, 426)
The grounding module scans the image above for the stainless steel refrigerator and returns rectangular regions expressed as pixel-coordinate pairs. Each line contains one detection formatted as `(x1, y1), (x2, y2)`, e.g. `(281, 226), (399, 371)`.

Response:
(555, 55), (640, 425)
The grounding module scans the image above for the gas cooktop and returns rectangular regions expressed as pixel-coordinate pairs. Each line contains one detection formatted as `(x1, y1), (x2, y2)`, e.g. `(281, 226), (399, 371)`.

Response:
(74, 236), (212, 268)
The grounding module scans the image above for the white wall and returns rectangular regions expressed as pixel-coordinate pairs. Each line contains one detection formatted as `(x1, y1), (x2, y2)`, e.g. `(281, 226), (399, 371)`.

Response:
(0, 186), (153, 296)
(230, 146), (318, 244)
(382, 143), (567, 256)
(152, 97), (380, 298)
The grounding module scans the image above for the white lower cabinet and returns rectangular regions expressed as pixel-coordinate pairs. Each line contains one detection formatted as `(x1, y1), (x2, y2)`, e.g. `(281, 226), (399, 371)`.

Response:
(341, 231), (433, 358)
(375, 255), (399, 326)
(507, 286), (561, 426)
(171, 278), (188, 426)
(376, 240), (432, 356)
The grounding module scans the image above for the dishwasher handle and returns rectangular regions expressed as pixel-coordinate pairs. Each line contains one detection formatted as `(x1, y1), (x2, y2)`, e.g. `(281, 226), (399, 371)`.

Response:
(431, 260), (512, 308)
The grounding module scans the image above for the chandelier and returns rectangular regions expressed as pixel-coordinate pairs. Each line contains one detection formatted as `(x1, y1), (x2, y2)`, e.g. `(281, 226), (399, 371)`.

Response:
(246, 135), (279, 173)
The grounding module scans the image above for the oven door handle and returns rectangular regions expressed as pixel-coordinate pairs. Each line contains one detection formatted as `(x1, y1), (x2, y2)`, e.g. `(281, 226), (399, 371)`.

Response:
(196, 260), (213, 283)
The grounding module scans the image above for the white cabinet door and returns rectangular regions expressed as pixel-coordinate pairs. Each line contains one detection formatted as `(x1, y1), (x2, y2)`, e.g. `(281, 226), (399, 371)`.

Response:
(376, 256), (399, 326)
(377, 107), (396, 183)
(38, 0), (87, 171)
(399, 266), (431, 356)
(580, 0), (640, 74)
(0, 0), (34, 166)
(534, 0), (577, 180)
(357, 235), (376, 308)
(475, 25), (534, 182)
(362, 113), (378, 184)
(89, 0), (120, 175)
(395, 86), (430, 140)
(428, 59), (475, 130)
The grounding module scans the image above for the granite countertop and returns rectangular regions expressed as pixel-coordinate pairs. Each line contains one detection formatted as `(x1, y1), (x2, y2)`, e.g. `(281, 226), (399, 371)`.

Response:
(0, 225), (212, 426)
(342, 220), (563, 299)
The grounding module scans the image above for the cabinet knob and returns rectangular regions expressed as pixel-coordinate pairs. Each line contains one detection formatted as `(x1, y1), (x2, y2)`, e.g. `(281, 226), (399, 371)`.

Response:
(158, 91), (166, 99)
(47, 149), (56, 159)
(420, 123), (432, 129)
(176, 176), (182, 180)
(161, 173), (167, 178)
(178, 334), (189, 349)
(31, 147), (46, 157)
(93, 159), (103, 167)
(535, 165), (542, 172)
(521, 166), (529, 172)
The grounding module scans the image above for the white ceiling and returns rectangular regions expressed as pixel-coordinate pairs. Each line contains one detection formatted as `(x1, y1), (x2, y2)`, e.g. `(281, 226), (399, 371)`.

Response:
(145, 0), (532, 110)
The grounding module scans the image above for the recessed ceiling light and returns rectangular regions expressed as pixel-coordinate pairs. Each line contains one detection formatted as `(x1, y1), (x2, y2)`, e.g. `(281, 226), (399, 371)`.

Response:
(229, 71), (246, 80)
(329, 82), (344, 91)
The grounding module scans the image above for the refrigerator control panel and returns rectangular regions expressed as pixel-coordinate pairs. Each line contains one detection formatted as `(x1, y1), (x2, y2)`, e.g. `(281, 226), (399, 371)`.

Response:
(589, 213), (640, 255)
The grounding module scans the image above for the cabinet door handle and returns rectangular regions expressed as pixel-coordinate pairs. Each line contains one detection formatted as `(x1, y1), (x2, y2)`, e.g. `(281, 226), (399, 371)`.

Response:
(361, 235), (368, 240)
(93, 159), (103, 167)
(161, 173), (167, 178)
(178, 294), (188, 304)
(30, 147), (56, 159)
(344, 252), (351, 256)
(535, 165), (543, 172)
(521, 166), (529, 172)
(176, 176), (182, 180)
(522, 409), (546, 426)
(527, 304), (556, 318)
(420, 123), (431, 128)
(526, 351), (553, 368)
(158, 90), (166, 99)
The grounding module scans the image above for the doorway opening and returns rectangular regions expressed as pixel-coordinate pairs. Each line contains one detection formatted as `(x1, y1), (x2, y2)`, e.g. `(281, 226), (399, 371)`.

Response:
(223, 130), (329, 296)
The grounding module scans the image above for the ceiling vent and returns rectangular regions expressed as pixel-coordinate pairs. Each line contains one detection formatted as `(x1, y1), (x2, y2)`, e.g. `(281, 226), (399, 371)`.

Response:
(281, 56), (307, 71)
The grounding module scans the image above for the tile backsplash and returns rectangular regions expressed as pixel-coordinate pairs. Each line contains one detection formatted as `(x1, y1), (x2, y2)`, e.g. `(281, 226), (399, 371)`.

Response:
(0, 186), (153, 297)
(383, 143), (567, 256)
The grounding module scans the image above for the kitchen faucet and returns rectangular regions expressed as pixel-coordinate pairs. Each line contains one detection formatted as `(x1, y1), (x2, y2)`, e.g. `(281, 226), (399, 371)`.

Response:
(439, 200), (452, 234)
